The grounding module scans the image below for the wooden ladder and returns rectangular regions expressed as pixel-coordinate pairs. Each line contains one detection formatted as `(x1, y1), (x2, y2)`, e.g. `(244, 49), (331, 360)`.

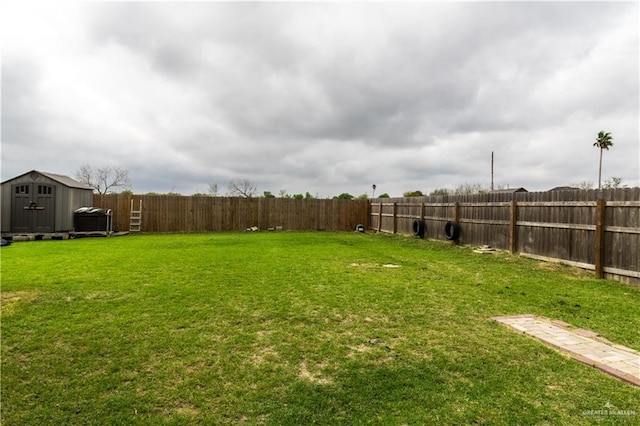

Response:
(130, 199), (142, 232)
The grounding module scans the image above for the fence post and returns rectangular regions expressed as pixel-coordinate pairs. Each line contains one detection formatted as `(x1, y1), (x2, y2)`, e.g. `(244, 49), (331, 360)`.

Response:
(420, 202), (425, 222)
(377, 203), (382, 232)
(393, 202), (397, 234)
(594, 198), (606, 279)
(509, 199), (517, 253)
(453, 201), (460, 222)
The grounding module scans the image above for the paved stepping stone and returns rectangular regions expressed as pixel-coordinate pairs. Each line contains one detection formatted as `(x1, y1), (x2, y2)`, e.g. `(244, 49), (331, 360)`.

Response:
(493, 314), (639, 386)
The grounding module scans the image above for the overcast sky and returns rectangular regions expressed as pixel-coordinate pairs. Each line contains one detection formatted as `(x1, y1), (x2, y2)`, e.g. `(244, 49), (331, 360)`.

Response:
(2, 1), (638, 197)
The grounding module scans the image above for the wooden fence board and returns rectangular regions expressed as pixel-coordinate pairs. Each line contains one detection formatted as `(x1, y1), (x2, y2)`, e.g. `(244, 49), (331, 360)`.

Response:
(369, 189), (640, 284)
(93, 195), (369, 234)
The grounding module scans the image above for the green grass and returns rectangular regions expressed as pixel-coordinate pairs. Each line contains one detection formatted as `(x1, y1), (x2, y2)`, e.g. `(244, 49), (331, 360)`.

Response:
(1, 232), (638, 425)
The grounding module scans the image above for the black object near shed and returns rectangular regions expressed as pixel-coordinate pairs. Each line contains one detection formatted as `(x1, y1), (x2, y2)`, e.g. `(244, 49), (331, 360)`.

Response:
(72, 207), (113, 236)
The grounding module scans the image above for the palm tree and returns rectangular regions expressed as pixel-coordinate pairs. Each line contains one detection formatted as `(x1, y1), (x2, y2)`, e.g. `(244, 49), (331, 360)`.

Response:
(593, 131), (613, 189)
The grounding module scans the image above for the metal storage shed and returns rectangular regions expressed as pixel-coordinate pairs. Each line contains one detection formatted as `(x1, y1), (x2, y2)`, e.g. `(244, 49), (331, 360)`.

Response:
(1, 170), (94, 234)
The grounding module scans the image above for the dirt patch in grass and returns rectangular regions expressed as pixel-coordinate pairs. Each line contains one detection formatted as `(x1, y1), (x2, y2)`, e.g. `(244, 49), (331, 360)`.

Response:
(535, 261), (591, 278)
(250, 346), (280, 366)
(349, 263), (401, 268)
(298, 361), (333, 385)
(84, 291), (113, 300)
(256, 330), (274, 340)
(1, 291), (40, 315)
(346, 343), (373, 358)
(170, 403), (200, 417)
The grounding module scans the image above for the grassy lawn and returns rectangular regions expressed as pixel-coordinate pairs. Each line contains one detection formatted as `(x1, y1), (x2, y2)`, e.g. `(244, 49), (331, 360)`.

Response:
(1, 232), (638, 425)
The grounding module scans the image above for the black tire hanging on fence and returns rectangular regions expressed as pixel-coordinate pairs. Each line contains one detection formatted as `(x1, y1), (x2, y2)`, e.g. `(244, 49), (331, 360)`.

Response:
(445, 221), (460, 241)
(412, 219), (425, 238)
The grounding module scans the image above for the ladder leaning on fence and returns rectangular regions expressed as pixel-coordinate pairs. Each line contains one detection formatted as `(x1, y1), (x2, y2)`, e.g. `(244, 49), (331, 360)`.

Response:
(130, 199), (142, 232)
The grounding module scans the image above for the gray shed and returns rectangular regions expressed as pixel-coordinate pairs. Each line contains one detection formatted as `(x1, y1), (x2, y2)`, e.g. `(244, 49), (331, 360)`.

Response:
(1, 170), (94, 233)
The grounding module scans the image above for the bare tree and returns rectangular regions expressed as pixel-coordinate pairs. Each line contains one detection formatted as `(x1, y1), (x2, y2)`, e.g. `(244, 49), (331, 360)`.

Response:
(570, 181), (595, 190)
(75, 164), (132, 194)
(227, 179), (257, 198)
(602, 177), (626, 189)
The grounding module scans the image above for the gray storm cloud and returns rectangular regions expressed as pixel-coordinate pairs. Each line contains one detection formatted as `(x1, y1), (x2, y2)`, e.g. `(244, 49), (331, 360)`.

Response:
(2, 2), (638, 197)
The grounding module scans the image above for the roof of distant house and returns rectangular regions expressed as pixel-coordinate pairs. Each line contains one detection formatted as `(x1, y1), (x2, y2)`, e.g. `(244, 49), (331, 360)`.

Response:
(489, 187), (528, 193)
(549, 186), (580, 191)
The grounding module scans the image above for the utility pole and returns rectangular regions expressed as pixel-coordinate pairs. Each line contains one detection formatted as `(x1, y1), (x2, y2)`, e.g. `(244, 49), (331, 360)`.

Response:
(491, 151), (494, 191)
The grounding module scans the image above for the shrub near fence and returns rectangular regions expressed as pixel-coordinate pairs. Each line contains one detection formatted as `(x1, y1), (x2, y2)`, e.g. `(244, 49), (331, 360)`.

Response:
(93, 194), (369, 234)
(370, 188), (640, 285)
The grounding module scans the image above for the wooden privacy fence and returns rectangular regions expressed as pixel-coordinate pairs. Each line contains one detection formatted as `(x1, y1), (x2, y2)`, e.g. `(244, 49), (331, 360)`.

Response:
(93, 194), (369, 234)
(370, 188), (640, 284)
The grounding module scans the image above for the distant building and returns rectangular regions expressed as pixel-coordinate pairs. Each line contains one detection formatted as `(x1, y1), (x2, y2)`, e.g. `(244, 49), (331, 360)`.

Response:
(489, 187), (528, 194)
(549, 186), (580, 191)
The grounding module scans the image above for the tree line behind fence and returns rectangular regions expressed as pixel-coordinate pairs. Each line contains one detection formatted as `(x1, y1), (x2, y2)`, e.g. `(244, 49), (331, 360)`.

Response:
(94, 188), (639, 284)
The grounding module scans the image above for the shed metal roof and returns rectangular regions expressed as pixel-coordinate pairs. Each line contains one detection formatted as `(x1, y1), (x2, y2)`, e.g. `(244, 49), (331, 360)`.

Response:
(1, 170), (93, 190)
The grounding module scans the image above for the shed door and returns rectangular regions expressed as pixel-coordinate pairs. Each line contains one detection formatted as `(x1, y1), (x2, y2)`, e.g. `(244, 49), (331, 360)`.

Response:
(11, 183), (55, 233)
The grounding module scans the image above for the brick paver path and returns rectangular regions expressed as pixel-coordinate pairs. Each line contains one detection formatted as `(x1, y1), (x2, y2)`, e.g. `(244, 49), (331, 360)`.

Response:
(493, 314), (639, 386)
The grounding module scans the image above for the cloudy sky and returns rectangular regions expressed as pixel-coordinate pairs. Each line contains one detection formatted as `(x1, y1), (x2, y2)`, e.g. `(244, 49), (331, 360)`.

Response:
(2, 1), (638, 197)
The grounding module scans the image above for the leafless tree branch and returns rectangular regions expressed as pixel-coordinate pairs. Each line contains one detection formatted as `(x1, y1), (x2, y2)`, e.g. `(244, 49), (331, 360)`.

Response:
(75, 164), (132, 194)
(227, 179), (256, 198)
